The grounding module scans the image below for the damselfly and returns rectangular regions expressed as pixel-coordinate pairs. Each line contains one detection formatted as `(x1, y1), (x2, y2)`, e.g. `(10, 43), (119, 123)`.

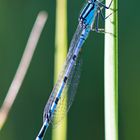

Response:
(35, 0), (112, 139)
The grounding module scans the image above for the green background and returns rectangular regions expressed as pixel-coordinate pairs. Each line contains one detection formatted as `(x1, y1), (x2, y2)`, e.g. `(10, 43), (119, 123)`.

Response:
(0, 0), (139, 140)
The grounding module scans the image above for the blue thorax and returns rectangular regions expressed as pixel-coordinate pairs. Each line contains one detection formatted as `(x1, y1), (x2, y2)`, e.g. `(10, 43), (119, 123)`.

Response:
(79, 0), (99, 28)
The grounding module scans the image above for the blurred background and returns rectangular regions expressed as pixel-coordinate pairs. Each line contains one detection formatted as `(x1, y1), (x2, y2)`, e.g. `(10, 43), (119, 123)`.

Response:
(0, 0), (140, 140)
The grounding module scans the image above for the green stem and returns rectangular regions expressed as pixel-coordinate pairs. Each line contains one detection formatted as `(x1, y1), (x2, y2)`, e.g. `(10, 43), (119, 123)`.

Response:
(104, 0), (118, 139)
(52, 0), (67, 140)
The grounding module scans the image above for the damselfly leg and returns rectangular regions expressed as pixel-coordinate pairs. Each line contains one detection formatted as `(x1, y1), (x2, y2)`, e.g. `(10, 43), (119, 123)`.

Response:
(91, 0), (113, 34)
(97, 0), (113, 9)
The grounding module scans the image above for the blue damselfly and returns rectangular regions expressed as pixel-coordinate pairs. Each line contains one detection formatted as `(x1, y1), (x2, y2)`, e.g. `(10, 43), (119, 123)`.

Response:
(35, 0), (112, 139)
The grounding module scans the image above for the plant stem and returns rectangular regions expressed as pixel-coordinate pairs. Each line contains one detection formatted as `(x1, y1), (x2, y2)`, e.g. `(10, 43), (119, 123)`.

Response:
(0, 11), (48, 130)
(104, 0), (118, 139)
(52, 0), (67, 140)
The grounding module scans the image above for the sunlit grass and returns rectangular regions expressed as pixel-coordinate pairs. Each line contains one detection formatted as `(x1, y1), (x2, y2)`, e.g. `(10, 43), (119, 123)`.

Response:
(52, 0), (68, 140)
(104, 0), (118, 139)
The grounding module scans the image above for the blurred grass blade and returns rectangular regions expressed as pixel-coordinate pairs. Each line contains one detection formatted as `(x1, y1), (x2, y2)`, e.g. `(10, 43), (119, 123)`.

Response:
(0, 11), (48, 130)
(104, 0), (118, 140)
(52, 0), (67, 140)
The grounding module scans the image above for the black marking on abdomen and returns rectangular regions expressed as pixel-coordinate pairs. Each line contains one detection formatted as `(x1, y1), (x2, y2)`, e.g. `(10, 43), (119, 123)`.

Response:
(81, 34), (86, 40)
(46, 110), (52, 123)
(73, 55), (77, 61)
(55, 97), (59, 104)
(80, 37), (86, 41)
(64, 76), (68, 83)
(38, 125), (47, 138)
(46, 114), (50, 122)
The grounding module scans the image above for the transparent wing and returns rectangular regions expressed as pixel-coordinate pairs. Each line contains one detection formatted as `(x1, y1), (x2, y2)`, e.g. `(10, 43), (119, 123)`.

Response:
(66, 23), (82, 63)
(43, 24), (82, 124)
(51, 55), (82, 126)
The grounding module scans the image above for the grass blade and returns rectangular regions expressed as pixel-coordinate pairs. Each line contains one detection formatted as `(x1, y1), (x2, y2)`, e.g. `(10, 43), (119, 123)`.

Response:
(0, 11), (48, 130)
(104, 0), (118, 139)
(52, 0), (68, 140)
